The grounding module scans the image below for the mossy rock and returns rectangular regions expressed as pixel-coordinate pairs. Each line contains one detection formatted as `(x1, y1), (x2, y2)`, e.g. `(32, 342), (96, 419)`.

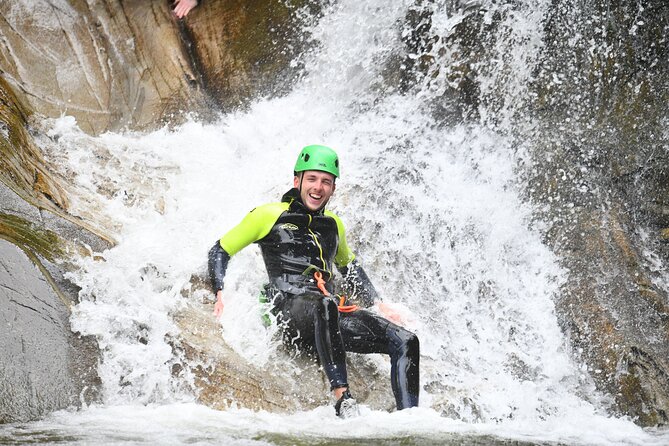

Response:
(0, 75), (69, 211)
(0, 213), (66, 262)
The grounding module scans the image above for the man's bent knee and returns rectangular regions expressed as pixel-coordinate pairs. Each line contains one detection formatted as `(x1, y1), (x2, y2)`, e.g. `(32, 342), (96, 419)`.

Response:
(388, 327), (419, 357)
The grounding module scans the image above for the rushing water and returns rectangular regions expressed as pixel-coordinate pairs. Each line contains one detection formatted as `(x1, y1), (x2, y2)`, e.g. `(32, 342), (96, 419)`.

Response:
(3, 0), (668, 444)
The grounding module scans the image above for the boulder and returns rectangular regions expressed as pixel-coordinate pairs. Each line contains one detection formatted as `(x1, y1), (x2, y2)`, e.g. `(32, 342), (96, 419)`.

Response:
(174, 284), (396, 414)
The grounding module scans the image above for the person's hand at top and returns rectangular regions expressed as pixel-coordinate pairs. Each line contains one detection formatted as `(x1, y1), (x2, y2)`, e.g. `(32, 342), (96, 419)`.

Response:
(173, 0), (198, 18)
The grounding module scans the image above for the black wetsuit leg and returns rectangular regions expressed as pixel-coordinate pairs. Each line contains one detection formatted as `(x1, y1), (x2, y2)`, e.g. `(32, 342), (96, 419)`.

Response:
(339, 309), (420, 410)
(273, 293), (349, 390)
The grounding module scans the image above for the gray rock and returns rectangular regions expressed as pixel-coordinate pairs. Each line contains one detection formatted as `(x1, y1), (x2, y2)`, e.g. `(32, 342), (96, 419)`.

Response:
(0, 238), (99, 423)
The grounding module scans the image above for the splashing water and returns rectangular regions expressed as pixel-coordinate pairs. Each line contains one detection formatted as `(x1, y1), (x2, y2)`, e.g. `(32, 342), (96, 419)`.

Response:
(6, 0), (669, 444)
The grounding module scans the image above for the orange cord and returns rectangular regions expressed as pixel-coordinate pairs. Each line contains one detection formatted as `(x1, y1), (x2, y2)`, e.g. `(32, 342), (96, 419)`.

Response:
(338, 295), (359, 312)
(313, 271), (358, 312)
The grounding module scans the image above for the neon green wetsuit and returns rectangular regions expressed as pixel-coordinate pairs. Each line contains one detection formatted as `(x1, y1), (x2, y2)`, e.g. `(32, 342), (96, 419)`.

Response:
(218, 191), (354, 289)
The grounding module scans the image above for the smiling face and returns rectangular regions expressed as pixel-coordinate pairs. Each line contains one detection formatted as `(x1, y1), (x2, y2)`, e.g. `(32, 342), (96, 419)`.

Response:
(294, 170), (336, 212)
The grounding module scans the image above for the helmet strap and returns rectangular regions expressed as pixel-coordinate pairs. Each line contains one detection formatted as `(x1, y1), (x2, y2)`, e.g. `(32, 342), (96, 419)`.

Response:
(297, 172), (304, 193)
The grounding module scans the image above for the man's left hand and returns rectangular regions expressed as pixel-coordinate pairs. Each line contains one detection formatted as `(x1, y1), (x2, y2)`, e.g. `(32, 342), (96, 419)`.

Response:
(376, 301), (411, 326)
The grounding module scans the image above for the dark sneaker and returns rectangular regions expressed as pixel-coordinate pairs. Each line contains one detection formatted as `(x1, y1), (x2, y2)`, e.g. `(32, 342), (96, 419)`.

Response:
(335, 390), (360, 419)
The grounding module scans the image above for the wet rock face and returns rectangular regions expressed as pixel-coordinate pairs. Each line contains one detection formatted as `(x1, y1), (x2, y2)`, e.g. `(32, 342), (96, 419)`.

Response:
(0, 238), (100, 423)
(0, 180), (105, 423)
(0, 0), (205, 134)
(0, 190), (104, 423)
(180, 0), (313, 111)
(0, 0), (313, 135)
(0, 76), (69, 213)
(396, 0), (669, 427)
(528, 0), (669, 426)
(551, 206), (669, 426)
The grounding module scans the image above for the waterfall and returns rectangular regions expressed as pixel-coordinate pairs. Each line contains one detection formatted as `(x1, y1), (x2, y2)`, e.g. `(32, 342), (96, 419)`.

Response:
(20, 0), (666, 444)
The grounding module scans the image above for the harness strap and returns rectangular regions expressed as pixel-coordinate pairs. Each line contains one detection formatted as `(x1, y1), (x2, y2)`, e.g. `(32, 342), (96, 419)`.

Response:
(337, 295), (359, 313)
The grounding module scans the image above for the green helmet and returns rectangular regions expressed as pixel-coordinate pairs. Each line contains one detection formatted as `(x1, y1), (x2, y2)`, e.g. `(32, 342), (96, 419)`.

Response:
(294, 145), (340, 178)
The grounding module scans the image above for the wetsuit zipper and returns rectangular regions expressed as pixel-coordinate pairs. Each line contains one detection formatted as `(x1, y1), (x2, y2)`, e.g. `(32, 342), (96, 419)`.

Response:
(307, 214), (331, 280)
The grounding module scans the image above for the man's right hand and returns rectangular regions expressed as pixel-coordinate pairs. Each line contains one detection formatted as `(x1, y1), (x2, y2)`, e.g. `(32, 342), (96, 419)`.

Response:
(213, 290), (224, 319)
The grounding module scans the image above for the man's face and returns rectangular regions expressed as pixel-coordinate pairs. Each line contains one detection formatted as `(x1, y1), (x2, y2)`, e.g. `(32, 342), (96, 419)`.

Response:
(294, 170), (336, 211)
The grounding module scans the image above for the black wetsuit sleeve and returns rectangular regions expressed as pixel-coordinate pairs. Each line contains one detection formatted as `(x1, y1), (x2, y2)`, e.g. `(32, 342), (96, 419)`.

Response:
(208, 241), (230, 292)
(338, 260), (379, 308)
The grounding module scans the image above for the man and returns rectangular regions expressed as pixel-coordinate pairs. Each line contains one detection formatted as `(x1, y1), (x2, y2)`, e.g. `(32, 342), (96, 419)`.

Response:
(208, 145), (420, 418)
